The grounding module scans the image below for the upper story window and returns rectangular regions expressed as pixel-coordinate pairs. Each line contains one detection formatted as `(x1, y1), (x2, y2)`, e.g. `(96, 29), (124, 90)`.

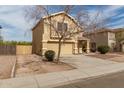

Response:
(57, 22), (68, 31)
(109, 33), (115, 40)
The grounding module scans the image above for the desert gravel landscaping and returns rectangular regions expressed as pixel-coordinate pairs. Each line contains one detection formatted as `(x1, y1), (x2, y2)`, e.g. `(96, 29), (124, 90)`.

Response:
(15, 54), (75, 77)
(0, 53), (123, 80)
(0, 56), (16, 79)
(0, 54), (75, 79)
(1, 55), (124, 87)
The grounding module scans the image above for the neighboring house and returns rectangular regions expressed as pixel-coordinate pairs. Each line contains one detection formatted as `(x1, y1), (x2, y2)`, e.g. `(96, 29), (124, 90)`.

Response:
(114, 29), (124, 52)
(115, 28), (124, 42)
(121, 40), (124, 52)
(84, 29), (116, 52)
(32, 12), (90, 56)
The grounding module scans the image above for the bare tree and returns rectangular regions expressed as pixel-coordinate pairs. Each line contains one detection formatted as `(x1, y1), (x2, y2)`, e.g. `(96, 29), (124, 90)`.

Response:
(25, 5), (107, 62)
(79, 7), (108, 52)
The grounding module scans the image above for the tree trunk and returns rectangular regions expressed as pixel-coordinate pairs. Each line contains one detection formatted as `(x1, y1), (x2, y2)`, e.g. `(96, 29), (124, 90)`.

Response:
(57, 39), (62, 62)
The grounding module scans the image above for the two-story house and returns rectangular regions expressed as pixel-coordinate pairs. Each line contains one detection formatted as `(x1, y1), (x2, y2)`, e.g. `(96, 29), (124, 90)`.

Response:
(32, 12), (90, 56)
(84, 29), (116, 52)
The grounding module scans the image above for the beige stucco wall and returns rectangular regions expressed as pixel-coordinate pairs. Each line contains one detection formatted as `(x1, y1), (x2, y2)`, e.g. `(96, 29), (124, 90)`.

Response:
(16, 45), (32, 55)
(115, 31), (124, 42)
(86, 31), (116, 51)
(43, 13), (79, 41)
(32, 13), (89, 55)
(115, 31), (124, 52)
(41, 14), (79, 55)
(121, 40), (124, 52)
(86, 32), (108, 47)
(107, 32), (116, 51)
(32, 21), (44, 55)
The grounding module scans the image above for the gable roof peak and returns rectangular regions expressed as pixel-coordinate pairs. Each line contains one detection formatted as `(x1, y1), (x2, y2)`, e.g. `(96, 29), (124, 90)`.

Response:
(32, 11), (78, 30)
(42, 11), (70, 19)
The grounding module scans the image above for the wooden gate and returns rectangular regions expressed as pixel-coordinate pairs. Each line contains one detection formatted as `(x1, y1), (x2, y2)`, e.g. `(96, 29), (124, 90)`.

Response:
(0, 45), (16, 55)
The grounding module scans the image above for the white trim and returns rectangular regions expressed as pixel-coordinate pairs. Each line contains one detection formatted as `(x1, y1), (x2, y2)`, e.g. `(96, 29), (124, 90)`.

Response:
(42, 48), (47, 50)
(41, 40), (48, 43)
(74, 48), (78, 50)
(32, 11), (82, 30)
(43, 11), (77, 23)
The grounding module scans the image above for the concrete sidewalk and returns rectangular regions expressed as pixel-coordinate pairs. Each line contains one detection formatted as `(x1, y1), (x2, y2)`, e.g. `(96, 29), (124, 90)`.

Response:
(0, 55), (124, 88)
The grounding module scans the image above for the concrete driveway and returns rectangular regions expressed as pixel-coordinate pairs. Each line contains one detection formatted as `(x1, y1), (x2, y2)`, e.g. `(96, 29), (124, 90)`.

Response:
(59, 55), (124, 81)
(61, 54), (118, 69)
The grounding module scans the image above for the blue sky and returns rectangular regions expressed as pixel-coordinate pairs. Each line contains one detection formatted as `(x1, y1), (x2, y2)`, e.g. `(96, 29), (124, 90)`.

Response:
(0, 5), (124, 41)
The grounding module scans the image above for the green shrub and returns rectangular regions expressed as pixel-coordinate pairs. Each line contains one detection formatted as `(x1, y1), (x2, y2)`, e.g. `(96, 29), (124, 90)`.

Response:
(44, 50), (55, 61)
(97, 45), (110, 54)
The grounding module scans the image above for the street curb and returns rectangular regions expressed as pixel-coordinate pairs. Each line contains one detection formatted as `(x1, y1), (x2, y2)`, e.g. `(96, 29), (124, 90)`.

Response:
(54, 70), (124, 88)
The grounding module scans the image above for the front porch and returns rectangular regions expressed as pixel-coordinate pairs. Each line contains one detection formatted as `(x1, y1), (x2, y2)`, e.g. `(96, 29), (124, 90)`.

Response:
(73, 37), (90, 54)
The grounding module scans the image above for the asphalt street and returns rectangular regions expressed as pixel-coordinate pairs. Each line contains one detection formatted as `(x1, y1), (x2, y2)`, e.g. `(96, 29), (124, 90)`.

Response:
(56, 71), (124, 88)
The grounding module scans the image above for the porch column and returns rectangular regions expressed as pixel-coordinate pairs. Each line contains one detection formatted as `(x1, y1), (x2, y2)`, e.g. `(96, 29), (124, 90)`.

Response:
(73, 41), (78, 54)
(41, 40), (48, 55)
(86, 40), (90, 53)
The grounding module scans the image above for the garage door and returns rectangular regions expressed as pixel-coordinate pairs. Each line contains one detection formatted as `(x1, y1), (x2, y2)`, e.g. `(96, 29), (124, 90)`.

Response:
(47, 42), (73, 55)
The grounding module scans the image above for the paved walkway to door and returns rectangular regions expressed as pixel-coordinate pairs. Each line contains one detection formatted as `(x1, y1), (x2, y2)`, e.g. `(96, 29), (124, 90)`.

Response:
(0, 55), (124, 87)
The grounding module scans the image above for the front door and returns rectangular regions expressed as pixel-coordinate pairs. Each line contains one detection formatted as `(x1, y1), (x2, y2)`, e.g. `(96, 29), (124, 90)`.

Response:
(78, 40), (87, 53)
(90, 42), (96, 52)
